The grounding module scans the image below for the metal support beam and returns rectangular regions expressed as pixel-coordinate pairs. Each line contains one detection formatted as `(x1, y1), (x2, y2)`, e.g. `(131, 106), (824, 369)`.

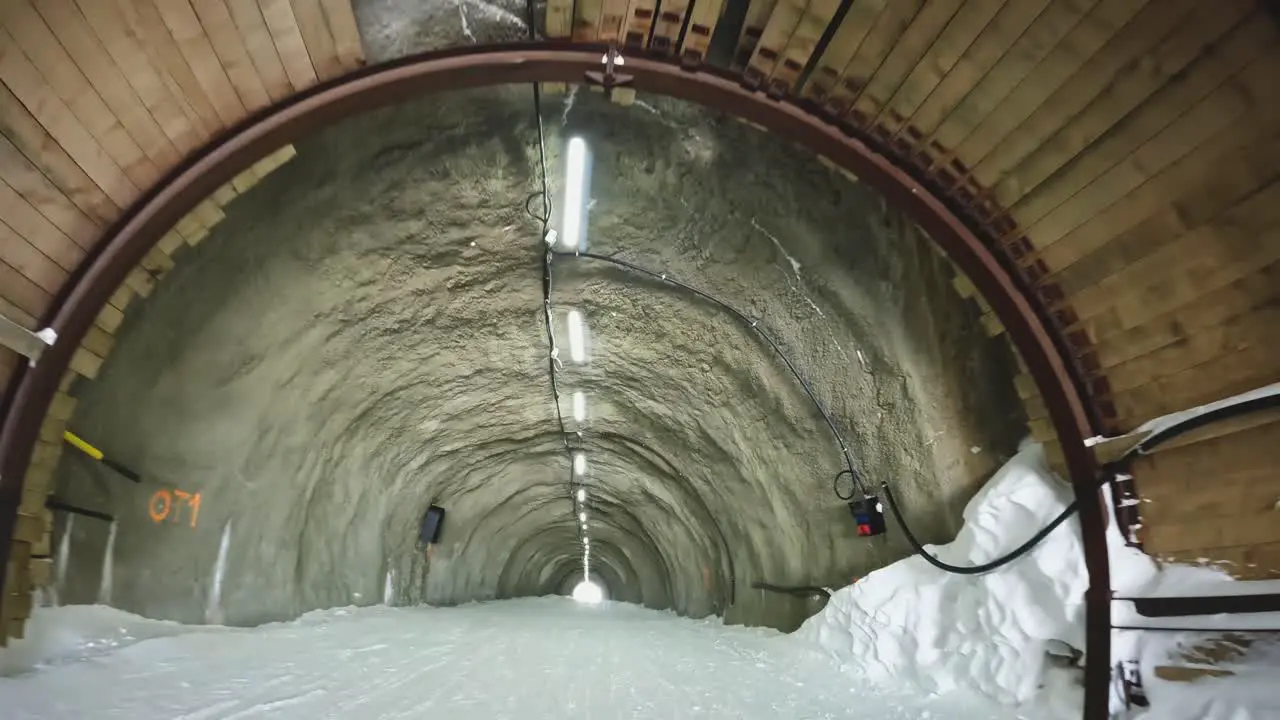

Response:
(1124, 593), (1280, 618)
(0, 314), (55, 365)
(46, 496), (114, 523)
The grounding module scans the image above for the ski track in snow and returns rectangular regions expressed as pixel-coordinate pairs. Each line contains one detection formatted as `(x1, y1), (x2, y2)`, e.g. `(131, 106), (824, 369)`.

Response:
(0, 599), (1029, 719)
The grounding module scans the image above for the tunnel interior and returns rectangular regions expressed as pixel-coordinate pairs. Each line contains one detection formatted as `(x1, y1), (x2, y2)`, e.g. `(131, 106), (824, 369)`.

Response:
(51, 83), (1027, 632)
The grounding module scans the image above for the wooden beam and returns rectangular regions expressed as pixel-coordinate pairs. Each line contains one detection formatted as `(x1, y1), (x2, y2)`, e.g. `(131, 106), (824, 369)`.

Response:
(225, 0), (294, 103)
(648, 0), (688, 55)
(545, 0), (574, 38)
(319, 0), (364, 72)
(260, 0), (319, 90)
(189, 0), (273, 112)
(845, 0), (963, 127)
(678, 0), (725, 65)
(733, 0), (781, 69)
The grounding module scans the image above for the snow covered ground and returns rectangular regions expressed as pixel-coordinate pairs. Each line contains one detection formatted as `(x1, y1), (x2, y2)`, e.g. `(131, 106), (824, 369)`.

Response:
(1, 598), (1033, 719)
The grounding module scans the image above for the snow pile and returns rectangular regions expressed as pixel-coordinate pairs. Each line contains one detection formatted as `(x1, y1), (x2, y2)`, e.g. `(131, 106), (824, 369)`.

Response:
(796, 442), (1087, 709)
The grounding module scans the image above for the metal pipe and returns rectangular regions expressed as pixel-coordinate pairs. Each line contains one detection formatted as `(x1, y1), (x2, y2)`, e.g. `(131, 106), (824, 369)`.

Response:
(46, 496), (114, 523)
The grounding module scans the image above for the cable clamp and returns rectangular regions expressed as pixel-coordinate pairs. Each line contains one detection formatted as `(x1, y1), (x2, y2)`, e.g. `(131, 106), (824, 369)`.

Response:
(584, 45), (634, 100)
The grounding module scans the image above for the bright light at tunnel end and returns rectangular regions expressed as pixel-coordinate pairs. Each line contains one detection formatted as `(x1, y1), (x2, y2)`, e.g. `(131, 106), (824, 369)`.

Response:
(572, 579), (604, 604)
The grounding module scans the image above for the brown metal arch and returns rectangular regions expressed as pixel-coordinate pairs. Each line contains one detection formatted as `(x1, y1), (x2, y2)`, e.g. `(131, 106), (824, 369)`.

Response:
(0, 42), (1109, 718)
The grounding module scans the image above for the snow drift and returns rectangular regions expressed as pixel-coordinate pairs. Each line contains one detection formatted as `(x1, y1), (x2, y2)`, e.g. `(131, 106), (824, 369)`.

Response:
(796, 441), (1087, 706)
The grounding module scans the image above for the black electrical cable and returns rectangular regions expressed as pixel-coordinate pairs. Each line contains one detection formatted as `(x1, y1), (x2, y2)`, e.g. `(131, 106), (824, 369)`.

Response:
(880, 480), (1081, 575)
(523, 0), (583, 548)
(567, 250), (869, 499)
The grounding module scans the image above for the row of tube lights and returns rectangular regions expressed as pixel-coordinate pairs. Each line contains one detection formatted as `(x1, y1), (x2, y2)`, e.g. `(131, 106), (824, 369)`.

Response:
(563, 136), (602, 604)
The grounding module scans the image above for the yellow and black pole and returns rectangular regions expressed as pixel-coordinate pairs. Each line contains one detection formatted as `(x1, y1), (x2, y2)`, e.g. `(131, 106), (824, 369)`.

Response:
(63, 431), (142, 483)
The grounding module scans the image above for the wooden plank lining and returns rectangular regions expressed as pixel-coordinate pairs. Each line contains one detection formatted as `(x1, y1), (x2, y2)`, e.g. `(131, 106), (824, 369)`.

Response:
(1090, 261), (1279, 370)
(33, 0), (181, 170)
(733, 0), (781, 68)
(1001, 1), (1262, 224)
(744, 0), (806, 87)
(288, 0), (340, 80)
(596, 0), (631, 43)
(225, 0), (293, 102)
(112, 0), (227, 135)
(1070, 178), (1280, 325)
(153, 0), (249, 125)
(1038, 109), (1280, 282)
(896, 0), (1049, 142)
(968, 0), (1200, 187)
(0, 178), (84, 271)
(648, 0), (688, 55)
(768, 0), (843, 95)
(1112, 338), (1280, 422)
(826, 0), (921, 116)
(319, 0), (363, 71)
(74, 0), (205, 152)
(0, 34), (143, 206)
(573, 0), (603, 41)
(678, 0), (725, 64)
(0, 259), (53, 318)
(190, 0), (273, 112)
(872, 0), (1004, 133)
(947, 0), (1154, 174)
(803, 0), (890, 101)
(259, 0), (318, 90)
(621, 0), (658, 49)
(1101, 306), (1280, 394)
(545, 0), (575, 38)
(0, 85), (122, 225)
(0, 133), (99, 249)
(1023, 33), (1279, 256)
(0, 219), (68, 294)
(2, 3), (160, 187)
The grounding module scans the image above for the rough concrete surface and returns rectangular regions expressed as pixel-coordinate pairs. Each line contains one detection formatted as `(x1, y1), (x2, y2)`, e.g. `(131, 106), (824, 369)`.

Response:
(52, 2), (1025, 632)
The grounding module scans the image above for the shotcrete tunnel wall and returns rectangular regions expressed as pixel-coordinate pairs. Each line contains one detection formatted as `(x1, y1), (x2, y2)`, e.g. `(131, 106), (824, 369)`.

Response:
(49, 82), (1027, 631)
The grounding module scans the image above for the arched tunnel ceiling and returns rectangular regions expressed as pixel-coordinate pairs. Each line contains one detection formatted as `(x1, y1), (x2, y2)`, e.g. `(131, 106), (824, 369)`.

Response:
(52, 84), (1025, 629)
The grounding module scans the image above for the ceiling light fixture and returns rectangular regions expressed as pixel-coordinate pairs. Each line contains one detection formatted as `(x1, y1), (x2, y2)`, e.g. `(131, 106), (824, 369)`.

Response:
(567, 310), (586, 363)
(561, 137), (589, 251)
(572, 391), (586, 423)
(573, 452), (586, 476)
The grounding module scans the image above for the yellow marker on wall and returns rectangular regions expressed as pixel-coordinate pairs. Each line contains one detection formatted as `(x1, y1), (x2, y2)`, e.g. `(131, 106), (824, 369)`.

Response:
(63, 431), (141, 482)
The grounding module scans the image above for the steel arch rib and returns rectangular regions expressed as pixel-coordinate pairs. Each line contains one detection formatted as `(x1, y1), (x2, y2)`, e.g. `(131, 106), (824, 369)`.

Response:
(0, 41), (1110, 720)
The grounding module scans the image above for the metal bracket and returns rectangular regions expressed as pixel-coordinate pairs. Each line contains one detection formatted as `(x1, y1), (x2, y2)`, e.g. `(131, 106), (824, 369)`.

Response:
(0, 314), (56, 366)
(583, 46), (633, 100)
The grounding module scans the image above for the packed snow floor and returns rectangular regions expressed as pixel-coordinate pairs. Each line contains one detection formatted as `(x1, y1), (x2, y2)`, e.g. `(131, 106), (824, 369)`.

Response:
(1, 598), (1039, 719)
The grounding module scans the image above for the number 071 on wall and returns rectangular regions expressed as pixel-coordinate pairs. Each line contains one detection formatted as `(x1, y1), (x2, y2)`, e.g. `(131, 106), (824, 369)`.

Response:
(149, 489), (201, 528)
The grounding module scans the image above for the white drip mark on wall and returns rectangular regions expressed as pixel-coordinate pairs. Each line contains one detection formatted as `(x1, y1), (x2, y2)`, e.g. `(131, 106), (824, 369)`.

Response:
(455, 1), (476, 42)
(856, 349), (871, 374)
(97, 521), (118, 605)
(561, 85), (579, 125)
(751, 217), (802, 276)
(206, 521), (233, 624)
(54, 514), (74, 606)
(383, 568), (396, 606)
(460, 0), (526, 28)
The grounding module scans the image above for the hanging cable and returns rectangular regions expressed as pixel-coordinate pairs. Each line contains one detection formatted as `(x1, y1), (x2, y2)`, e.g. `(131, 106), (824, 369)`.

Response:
(564, 250), (869, 499)
(523, 1), (584, 556)
(881, 480), (1080, 575)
